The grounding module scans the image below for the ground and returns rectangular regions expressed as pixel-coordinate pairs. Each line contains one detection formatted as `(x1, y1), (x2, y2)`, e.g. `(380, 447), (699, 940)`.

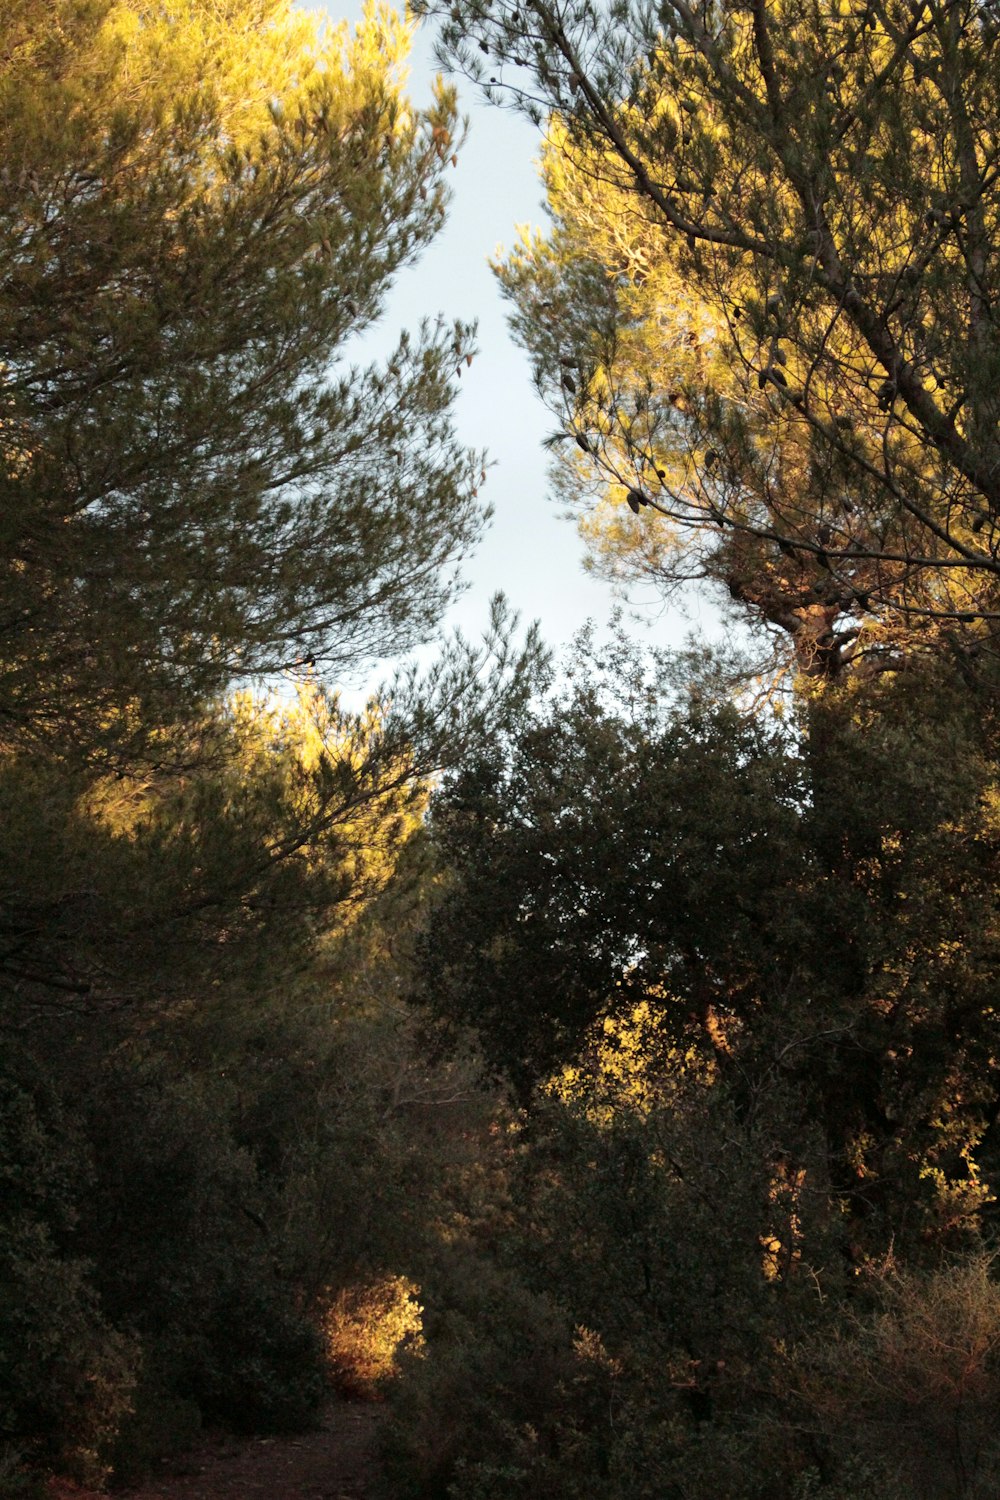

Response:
(47, 1403), (383, 1500)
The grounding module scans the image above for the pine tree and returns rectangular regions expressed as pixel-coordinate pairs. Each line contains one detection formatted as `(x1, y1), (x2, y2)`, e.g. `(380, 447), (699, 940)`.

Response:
(423, 0), (1000, 677)
(0, 0), (485, 761)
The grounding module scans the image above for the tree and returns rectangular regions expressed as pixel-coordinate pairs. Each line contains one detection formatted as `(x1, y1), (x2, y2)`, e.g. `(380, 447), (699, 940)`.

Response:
(421, 0), (1000, 677)
(393, 641), (1000, 1498)
(417, 641), (814, 1089)
(0, 0), (484, 761)
(0, 8), (559, 1480)
(0, 598), (542, 1014)
(416, 637), (1000, 1250)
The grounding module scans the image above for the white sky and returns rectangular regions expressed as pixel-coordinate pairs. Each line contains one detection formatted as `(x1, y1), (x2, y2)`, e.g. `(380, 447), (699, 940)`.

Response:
(322, 2), (719, 681)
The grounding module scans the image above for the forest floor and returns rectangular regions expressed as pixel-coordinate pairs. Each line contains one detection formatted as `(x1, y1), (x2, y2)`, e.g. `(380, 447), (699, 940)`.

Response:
(47, 1402), (384, 1500)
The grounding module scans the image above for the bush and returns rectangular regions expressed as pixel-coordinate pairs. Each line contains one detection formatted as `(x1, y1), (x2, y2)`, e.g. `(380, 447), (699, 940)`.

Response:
(378, 1257), (613, 1500)
(0, 1059), (138, 1486)
(108, 1376), (202, 1488)
(78, 1062), (328, 1448)
(792, 1251), (1000, 1500)
(190, 1277), (326, 1434)
(321, 1274), (424, 1398)
(0, 1446), (46, 1500)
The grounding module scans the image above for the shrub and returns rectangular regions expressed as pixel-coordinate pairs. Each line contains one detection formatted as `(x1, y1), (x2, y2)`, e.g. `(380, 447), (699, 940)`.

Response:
(0, 1446), (45, 1500)
(79, 1064), (327, 1445)
(792, 1250), (1000, 1500)
(321, 1274), (424, 1398)
(108, 1376), (202, 1487)
(189, 1276), (327, 1434)
(0, 1053), (138, 1487)
(377, 1257), (610, 1500)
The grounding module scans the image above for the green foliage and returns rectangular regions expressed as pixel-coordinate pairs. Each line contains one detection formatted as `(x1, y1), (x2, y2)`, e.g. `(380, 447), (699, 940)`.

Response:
(387, 980), (1000, 1499)
(426, 0), (1000, 676)
(0, 0), (485, 763)
(0, 1448), (47, 1500)
(789, 1252), (1000, 1498)
(418, 638), (1000, 1253)
(0, 1048), (136, 1486)
(108, 1382), (203, 1490)
(384, 638), (1000, 1498)
(417, 639), (813, 1089)
(0, 659), (522, 1479)
(12, 5), (1000, 1498)
(0, 2), (542, 1489)
(0, 938), (501, 1478)
(0, 604), (543, 1018)
(378, 1260), (603, 1500)
(380, 1050), (840, 1500)
(191, 1277), (326, 1434)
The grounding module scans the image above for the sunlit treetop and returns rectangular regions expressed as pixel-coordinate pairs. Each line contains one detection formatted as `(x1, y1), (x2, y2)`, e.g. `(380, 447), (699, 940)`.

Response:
(424, 0), (1000, 679)
(0, 0), (484, 761)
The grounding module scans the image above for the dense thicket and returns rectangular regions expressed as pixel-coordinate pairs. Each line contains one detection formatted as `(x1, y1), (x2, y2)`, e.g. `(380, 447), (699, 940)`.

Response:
(392, 643), (1000, 1500)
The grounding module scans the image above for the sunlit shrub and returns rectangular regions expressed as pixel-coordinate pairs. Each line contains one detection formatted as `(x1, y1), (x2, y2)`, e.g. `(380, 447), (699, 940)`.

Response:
(321, 1274), (424, 1398)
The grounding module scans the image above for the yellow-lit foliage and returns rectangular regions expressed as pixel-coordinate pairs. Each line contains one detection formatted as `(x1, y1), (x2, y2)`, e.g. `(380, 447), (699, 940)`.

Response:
(546, 1002), (814, 1289)
(319, 1273), (424, 1398)
(500, 114), (961, 669)
(225, 682), (430, 909)
(90, 681), (426, 891)
(760, 1160), (806, 1283)
(0, 0), (476, 763)
(0, 0), (421, 178)
(0, 0), (433, 343)
(488, 0), (1000, 676)
(544, 998), (714, 1126)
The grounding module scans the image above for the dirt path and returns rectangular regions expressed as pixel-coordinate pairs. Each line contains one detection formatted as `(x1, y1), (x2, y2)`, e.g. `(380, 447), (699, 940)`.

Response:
(48, 1403), (384, 1500)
